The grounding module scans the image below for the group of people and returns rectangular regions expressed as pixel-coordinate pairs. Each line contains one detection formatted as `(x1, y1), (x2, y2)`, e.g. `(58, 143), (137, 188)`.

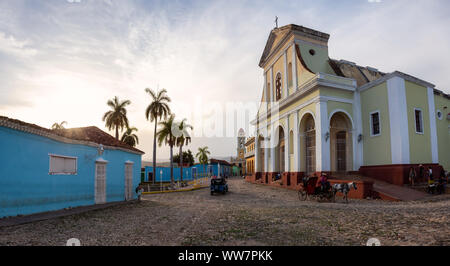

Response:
(408, 165), (448, 195)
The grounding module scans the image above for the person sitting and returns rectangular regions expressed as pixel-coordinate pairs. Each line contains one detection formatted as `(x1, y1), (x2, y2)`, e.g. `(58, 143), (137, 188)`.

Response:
(319, 173), (330, 193)
(408, 167), (417, 187)
(437, 169), (448, 195)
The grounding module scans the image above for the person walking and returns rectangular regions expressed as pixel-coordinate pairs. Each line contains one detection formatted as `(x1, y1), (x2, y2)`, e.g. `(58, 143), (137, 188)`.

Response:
(408, 167), (417, 186)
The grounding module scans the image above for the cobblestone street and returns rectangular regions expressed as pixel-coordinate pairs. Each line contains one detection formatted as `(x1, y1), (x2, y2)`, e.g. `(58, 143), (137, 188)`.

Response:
(1, 177), (449, 246)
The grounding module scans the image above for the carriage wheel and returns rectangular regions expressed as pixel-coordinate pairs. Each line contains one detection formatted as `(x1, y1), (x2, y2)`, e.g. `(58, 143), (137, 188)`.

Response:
(298, 190), (307, 201)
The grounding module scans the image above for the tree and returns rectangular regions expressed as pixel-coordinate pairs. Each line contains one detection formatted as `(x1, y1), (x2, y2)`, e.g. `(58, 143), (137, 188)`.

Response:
(121, 126), (139, 147)
(145, 88), (171, 184)
(175, 118), (193, 182)
(51, 121), (67, 130)
(196, 146), (210, 177)
(102, 96), (130, 140)
(174, 150), (195, 167)
(156, 114), (176, 184)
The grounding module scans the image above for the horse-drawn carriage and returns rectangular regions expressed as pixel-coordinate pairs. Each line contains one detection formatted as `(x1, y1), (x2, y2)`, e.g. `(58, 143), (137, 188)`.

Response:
(298, 176), (358, 203)
(298, 176), (335, 202)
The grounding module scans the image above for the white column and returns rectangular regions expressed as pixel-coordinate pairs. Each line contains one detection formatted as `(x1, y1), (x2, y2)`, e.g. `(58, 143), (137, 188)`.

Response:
(264, 131), (269, 172)
(387, 77), (410, 164)
(427, 87), (439, 163)
(353, 90), (363, 170)
(283, 51), (289, 99)
(315, 99), (330, 172)
(285, 118), (290, 172)
(291, 44), (298, 91)
(293, 111), (300, 172)
(270, 131), (276, 172)
(264, 72), (269, 102)
(270, 67), (274, 103)
(255, 129), (260, 172)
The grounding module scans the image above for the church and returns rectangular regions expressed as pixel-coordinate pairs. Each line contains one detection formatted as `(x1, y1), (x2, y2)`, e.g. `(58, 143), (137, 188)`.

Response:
(250, 24), (450, 186)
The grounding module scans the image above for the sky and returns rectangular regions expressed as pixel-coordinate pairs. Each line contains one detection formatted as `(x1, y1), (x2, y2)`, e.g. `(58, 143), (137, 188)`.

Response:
(1, 0), (449, 161)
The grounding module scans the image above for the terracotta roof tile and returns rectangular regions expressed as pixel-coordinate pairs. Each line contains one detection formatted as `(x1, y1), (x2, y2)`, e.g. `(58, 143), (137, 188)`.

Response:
(0, 116), (144, 154)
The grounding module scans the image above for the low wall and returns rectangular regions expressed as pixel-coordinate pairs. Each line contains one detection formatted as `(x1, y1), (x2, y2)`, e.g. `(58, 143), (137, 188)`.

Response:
(360, 164), (443, 186)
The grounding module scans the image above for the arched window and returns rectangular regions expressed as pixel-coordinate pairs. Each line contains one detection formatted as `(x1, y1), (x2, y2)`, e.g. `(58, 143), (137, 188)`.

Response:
(288, 62), (293, 88)
(275, 73), (282, 101)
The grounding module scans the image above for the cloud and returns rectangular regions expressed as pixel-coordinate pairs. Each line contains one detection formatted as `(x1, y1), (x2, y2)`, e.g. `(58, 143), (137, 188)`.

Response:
(0, 32), (37, 58)
(0, 0), (449, 161)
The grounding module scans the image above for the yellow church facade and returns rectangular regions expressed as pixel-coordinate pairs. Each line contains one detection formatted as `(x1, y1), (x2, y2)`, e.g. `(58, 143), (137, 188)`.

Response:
(251, 24), (450, 185)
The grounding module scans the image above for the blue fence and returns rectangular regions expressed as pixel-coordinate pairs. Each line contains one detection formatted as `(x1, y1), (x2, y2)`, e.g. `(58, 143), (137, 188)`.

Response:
(144, 163), (232, 182)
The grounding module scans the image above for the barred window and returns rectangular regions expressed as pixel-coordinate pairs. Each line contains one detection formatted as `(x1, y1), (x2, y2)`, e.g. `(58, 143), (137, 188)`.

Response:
(49, 155), (77, 175)
(415, 109), (423, 134)
(370, 112), (380, 136)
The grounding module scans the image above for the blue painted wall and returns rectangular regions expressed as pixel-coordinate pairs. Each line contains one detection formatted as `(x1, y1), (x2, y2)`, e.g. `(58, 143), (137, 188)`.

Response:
(144, 163), (232, 182)
(0, 126), (142, 218)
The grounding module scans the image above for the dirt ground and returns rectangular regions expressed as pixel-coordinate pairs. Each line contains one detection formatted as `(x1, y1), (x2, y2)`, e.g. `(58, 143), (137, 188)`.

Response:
(1, 177), (449, 246)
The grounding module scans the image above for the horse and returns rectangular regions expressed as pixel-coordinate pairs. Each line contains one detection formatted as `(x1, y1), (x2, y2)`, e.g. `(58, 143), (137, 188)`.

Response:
(332, 182), (357, 203)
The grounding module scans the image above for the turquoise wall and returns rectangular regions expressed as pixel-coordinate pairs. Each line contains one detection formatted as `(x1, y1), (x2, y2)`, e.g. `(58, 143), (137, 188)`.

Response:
(144, 163), (232, 182)
(0, 126), (142, 218)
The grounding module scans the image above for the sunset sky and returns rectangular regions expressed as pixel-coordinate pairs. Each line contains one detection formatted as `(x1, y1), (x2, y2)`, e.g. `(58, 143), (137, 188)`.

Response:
(1, 0), (449, 161)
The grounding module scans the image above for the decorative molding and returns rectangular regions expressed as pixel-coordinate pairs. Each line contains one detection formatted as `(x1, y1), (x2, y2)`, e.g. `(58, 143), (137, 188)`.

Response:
(359, 71), (435, 92)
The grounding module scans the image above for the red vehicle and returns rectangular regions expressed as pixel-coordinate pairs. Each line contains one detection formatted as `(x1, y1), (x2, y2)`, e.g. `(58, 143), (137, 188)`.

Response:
(298, 176), (335, 202)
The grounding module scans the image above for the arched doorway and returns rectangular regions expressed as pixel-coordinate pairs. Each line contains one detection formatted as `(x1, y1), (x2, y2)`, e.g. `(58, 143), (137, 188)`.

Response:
(275, 126), (285, 173)
(329, 112), (353, 173)
(299, 113), (316, 175)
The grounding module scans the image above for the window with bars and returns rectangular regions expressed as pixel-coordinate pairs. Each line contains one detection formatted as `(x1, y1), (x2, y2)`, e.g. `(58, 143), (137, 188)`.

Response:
(370, 112), (381, 136)
(49, 155), (77, 175)
(415, 109), (423, 134)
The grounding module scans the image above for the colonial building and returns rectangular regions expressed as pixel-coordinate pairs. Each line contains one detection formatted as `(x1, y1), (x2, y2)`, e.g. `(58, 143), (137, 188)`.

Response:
(251, 24), (450, 185)
(0, 116), (143, 218)
(244, 136), (255, 174)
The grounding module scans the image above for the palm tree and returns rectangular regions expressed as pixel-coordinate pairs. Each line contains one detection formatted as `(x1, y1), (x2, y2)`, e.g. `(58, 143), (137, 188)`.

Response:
(156, 114), (176, 184)
(175, 118), (193, 182)
(145, 88), (171, 184)
(121, 126), (139, 147)
(196, 146), (210, 177)
(102, 96), (131, 140)
(51, 121), (67, 130)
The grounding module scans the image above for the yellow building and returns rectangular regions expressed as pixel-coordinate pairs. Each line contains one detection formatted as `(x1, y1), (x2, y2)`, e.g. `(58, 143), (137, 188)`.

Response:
(245, 137), (255, 174)
(251, 24), (450, 185)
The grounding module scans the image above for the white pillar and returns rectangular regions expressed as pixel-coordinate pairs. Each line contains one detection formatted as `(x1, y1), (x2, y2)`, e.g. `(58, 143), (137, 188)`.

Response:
(264, 72), (269, 102)
(264, 132), (269, 172)
(387, 77), (410, 164)
(293, 111), (300, 172)
(285, 118), (290, 172)
(283, 51), (289, 99)
(427, 87), (439, 163)
(315, 99), (330, 172)
(353, 90), (363, 170)
(255, 129), (260, 172)
(291, 44), (298, 91)
(270, 67), (274, 103)
(271, 134), (276, 172)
